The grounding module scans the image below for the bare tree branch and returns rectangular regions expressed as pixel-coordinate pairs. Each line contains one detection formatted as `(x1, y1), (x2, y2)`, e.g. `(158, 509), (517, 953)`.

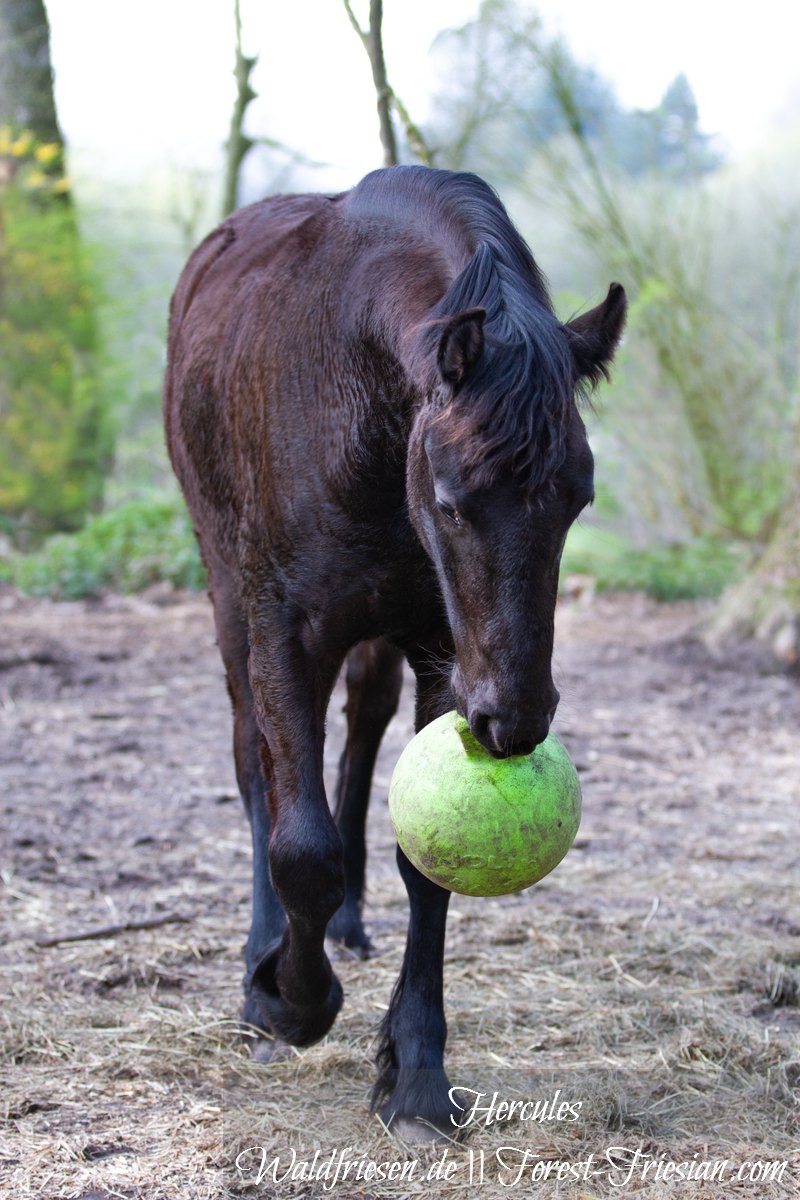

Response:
(342, 0), (435, 167)
(222, 0), (258, 216)
(343, 0), (397, 166)
(391, 92), (435, 167)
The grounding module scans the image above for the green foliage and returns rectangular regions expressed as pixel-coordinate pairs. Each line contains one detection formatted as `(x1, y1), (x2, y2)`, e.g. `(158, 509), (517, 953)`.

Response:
(556, 166), (796, 545)
(0, 501), (745, 605)
(2, 498), (206, 599)
(78, 171), (213, 507)
(562, 524), (747, 601)
(0, 130), (112, 543)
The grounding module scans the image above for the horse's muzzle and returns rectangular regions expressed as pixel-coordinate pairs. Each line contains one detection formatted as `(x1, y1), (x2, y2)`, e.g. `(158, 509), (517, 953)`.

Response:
(467, 692), (560, 759)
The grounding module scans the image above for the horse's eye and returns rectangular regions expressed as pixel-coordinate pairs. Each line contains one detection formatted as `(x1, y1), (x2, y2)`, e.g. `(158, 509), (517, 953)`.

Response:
(437, 499), (463, 527)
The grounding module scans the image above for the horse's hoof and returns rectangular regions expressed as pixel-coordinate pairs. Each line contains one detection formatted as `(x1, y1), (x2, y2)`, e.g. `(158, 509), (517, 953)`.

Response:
(326, 900), (374, 959)
(386, 1115), (455, 1144)
(249, 1035), (291, 1064)
(245, 949), (344, 1046)
(376, 1069), (463, 1142)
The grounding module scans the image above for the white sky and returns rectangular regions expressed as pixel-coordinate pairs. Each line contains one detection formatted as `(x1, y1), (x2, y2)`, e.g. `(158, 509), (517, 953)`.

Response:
(47, 0), (800, 191)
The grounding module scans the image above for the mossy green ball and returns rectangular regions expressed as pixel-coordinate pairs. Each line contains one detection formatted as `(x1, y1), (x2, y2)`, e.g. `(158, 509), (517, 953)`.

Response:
(388, 711), (581, 896)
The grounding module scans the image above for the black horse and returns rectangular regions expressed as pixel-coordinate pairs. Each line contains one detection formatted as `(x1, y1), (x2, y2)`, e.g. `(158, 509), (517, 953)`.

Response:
(164, 165), (626, 1137)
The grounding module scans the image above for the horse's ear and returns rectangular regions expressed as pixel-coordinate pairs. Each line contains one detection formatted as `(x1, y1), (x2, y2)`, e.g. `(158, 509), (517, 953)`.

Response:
(564, 283), (627, 386)
(437, 307), (486, 386)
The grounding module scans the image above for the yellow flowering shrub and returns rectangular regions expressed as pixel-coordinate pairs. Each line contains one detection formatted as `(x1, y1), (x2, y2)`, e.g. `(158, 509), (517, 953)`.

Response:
(0, 124), (67, 196)
(0, 128), (111, 542)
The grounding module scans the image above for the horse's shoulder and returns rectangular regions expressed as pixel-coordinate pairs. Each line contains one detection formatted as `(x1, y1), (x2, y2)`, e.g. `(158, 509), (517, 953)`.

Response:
(170, 193), (340, 331)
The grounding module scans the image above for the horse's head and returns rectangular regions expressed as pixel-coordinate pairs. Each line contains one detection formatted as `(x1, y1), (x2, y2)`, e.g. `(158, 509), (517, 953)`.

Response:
(408, 282), (627, 758)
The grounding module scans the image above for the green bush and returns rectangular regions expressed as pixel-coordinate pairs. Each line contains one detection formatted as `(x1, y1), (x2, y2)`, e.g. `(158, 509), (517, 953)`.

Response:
(562, 524), (747, 601)
(0, 134), (112, 543)
(3, 499), (206, 598)
(2, 502), (745, 605)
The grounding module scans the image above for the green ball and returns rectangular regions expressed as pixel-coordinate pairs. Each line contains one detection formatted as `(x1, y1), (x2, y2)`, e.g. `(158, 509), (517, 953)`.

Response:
(388, 711), (581, 897)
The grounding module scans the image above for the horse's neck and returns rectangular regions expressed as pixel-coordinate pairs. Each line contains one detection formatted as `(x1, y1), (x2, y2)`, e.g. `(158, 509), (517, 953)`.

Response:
(347, 236), (465, 390)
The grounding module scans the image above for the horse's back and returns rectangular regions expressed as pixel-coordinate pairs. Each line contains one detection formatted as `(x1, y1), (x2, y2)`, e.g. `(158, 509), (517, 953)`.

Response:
(164, 193), (343, 546)
(163, 170), (480, 574)
(166, 192), (338, 359)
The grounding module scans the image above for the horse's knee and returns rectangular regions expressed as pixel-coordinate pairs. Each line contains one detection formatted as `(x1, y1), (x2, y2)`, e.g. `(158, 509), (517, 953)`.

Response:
(269, 815), (345, 923)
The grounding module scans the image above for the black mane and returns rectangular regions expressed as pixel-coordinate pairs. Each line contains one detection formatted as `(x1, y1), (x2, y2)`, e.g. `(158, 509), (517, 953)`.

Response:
(426, 171), (577, 490)
(352, 167), (578, 491)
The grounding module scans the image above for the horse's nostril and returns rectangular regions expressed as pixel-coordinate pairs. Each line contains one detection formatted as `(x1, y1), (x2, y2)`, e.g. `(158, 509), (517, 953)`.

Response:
(473, 714), (535, 759)
(468, 709), (491, 743)
(468, 701), (555, 758)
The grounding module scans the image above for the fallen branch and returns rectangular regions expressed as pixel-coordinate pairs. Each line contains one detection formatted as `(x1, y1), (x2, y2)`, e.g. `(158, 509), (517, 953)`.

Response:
(36, 913), (192, 947)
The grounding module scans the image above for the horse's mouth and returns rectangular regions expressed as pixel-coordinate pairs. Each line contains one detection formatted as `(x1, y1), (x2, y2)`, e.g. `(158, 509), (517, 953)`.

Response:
(476, 731), (537, 760)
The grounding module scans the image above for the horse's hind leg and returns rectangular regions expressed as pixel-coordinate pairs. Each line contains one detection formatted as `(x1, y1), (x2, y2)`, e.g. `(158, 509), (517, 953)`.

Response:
(327, 638), (404, 957)
(206, 562), (287, 1053)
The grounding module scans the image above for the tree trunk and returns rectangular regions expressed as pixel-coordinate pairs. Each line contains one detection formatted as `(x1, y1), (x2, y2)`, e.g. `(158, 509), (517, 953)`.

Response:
(706, 443), (800, 669)
(0, 0), (63, 142)
(0, 0), (110, 540)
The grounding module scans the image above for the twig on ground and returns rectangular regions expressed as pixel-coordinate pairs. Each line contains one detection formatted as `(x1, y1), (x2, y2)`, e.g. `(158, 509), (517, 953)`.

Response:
(36, 913), (193, 947)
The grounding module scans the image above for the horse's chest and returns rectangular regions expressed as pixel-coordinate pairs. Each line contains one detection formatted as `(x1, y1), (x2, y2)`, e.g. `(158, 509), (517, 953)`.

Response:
(308, 532), (439, 647)
(363, 551), (443, 644)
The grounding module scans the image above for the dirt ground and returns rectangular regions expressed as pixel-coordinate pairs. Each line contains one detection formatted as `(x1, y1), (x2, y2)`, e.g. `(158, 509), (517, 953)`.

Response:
(1, 586), (798, 1200)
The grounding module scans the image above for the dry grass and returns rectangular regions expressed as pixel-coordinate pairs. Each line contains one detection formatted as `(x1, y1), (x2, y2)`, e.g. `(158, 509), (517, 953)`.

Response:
(2, 889), (797, 1199)
(1, 591), (799, 1198)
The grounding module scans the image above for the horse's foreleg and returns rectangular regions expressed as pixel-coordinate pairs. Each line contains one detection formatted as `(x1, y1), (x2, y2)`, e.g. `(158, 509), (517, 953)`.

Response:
(245, 622), (346, 1047)
(373, 654), (462, 1139)
(327, 638), (404, 957)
